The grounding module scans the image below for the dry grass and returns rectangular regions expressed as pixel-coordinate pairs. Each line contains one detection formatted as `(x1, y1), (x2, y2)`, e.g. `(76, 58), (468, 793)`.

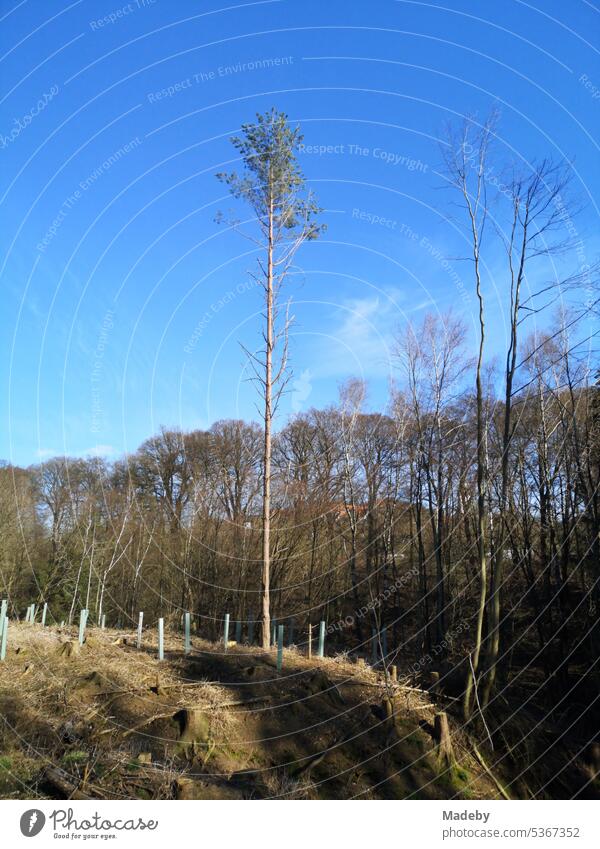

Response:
(0, 623), (241, 799)
(1, 623), (231, 713)
(0, 623), (498, 801)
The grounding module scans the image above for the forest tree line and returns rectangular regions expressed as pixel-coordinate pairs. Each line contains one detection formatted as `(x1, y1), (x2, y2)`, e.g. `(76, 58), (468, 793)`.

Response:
(1, 309), (598, 712)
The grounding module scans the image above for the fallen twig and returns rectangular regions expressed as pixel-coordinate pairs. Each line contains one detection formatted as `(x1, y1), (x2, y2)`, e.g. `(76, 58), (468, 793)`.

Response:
(122, 712), (175, 737)
(472, 744), (511, 800)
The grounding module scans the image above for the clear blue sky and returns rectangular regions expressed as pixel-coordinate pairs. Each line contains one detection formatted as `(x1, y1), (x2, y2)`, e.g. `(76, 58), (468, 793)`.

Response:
(1, 0), (598, 466)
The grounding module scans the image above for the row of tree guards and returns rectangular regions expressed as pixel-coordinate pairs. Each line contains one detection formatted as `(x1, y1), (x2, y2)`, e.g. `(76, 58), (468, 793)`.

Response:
(138, 612), (328, 674)
(0, 599), (399, 677)
(0, 600), (99, 657)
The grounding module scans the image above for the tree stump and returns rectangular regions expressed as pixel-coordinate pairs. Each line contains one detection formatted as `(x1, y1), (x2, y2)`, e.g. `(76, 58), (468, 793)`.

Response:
(382, 696), (394, 727)
(434, 711), (453, 765)
(58, 640), (80, 658)
(175, 708), (210, 758)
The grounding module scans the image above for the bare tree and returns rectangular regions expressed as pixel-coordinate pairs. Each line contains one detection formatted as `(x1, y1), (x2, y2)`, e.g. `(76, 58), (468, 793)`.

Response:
(216, 109), (324, 648)
(483, 159), (577, 705)
(396, 312), (469, 648)
(442, 112), (496, 719)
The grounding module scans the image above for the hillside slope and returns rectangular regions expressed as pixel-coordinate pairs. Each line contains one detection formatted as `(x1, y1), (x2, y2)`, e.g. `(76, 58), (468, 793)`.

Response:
(0, 623), (499, 800)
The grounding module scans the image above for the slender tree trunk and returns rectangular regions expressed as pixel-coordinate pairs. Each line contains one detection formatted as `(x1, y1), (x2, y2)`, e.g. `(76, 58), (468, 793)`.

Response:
(482, 221), (525, 706)
(261, 201), (274, 649)
(426, 462), (445, 647)
(414, 468), (430, 653)
(464, 227), (487, 720)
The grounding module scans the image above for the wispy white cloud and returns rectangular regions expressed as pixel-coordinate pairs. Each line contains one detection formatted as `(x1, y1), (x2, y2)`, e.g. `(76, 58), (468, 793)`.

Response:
(82, 444), (115, 457)
(35, 448), (58, 459)
(35, 444), (116, 461)
(307, 287), (407, 379)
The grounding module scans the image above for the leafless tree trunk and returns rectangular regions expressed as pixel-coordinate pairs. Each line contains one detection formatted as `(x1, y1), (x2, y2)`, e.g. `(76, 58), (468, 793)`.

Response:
(441, 113), (495, 719)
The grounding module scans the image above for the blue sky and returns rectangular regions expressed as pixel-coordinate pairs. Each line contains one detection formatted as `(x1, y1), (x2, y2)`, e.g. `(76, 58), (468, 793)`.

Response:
(1, 0), (598, 465)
